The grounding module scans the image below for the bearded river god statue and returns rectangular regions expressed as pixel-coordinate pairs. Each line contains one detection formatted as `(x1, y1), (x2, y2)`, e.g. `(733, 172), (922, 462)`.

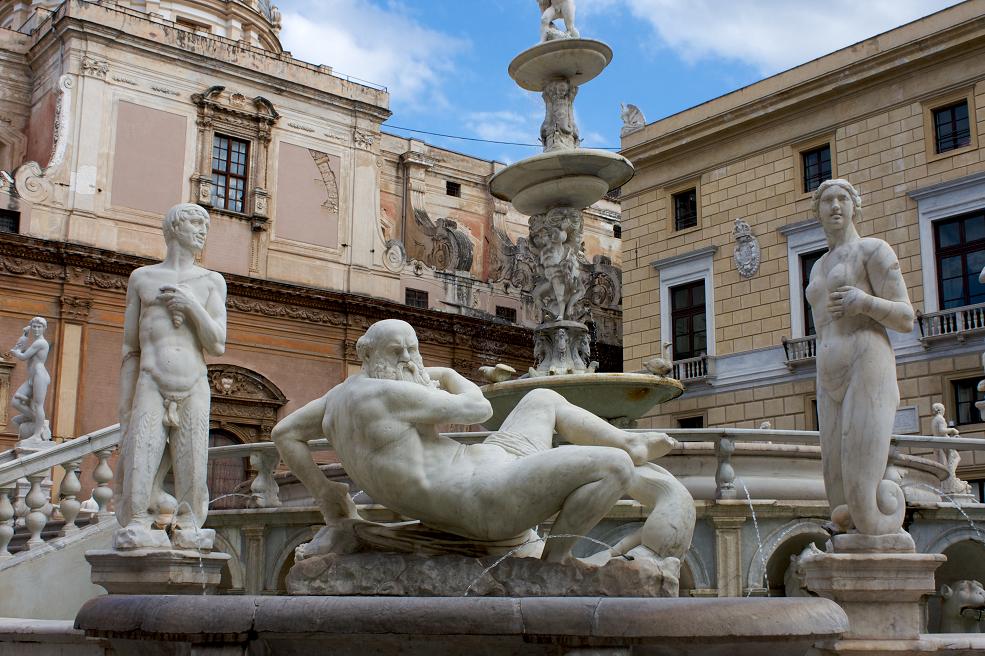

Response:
(273, 319), (695, 596)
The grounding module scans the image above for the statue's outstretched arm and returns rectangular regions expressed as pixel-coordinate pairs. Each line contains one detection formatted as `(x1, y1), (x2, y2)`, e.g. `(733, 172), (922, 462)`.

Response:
(119, 272), (142, 435)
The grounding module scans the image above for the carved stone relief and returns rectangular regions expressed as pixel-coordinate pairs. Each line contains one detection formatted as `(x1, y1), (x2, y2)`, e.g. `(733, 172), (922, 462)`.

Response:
(208, 364), (287, 443)
(0, 356), (13, 428)
(733, 218), (761, 279)
(60, 295), (92, 322)
(309, 149), (339, 213)
(408, 210), (474, 273)
(80, 55), (109, 79)
(12, 74), (74, 203)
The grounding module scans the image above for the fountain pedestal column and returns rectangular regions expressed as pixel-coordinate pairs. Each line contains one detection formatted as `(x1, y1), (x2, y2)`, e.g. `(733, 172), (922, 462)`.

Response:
(800, 548), (945, 654)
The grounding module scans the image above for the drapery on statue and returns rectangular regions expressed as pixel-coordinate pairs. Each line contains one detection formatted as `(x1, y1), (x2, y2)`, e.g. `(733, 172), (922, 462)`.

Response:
(537, 0), (579, 42)
(114, 203), (227, 551)
(273, 319), (694, 564)
(9, 316), (51, 445)
(806, 179), (915, 541)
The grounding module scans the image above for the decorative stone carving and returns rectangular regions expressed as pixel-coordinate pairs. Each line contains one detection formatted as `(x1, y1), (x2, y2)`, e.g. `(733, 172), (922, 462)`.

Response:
(114, 203), (227, 552)
(940, 580), (985, 633)
(9, 317), (52, 446)
(541, 79), (580, 152)
(409, 211), (474, 273)
(0, 354), (13, 428)
(537, 0), (579, 42)
(288, 122), (314, 133)
(930, 403), (972, 497)
(48, 75), (74, 172)
(208, 364), (286, 443)
(60, 295), (92, 321)
(489, 228), (537, 292)
(530, 207), (585, 321)
(733, 218), (761, 279)
(309, 149), (339, 213)
(226, 297), (345, 325)
(806, 179), (916, 548)
(620, 103), (645, 137)
(530, 320), (596, 376)
(12, 162), (52, 203)
(272, 319), (692, 584)
(80, 55), (109, 79)
(353, 129), (375, 149)
(382, 239), (406, 273)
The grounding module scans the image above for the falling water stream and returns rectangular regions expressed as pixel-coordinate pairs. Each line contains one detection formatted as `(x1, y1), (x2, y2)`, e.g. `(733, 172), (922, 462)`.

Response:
(739, 479), (770, 597)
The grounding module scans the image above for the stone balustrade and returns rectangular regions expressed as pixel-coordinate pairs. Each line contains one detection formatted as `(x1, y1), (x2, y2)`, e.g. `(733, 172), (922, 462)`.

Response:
(672, 354), (712, 383)
(781, 335), (817, 367)
(916, 301), (985, 344)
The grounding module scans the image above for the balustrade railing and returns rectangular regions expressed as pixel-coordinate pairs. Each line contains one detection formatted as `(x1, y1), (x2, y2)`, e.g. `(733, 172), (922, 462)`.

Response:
(781, 335), (817, 367)
(672, 354), (711, 383)
(917, 302), (985, 343)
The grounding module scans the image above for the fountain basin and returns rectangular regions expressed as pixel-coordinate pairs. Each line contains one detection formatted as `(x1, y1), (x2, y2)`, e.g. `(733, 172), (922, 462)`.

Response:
(509, 38), (613, 91)
(76, 594), (849, 656)
(489, 149), (634, 215)
(480, 373), (684, 430)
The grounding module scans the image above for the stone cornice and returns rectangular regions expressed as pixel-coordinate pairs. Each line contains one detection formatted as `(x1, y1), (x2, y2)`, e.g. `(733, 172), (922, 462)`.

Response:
(622, 9), (985, 167)
(906, 171), (985, 201)
(651, 246), (718, 271)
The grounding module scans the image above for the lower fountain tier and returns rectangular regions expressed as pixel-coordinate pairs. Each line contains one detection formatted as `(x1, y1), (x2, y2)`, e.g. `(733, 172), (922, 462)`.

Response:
(75, 594), (849, 656)
(480, 373), (684, 430)
(489, 149), (634, 216)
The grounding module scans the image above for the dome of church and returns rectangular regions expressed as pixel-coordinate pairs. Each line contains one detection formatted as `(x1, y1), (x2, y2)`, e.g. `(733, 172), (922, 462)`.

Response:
(1, 0), (283, 52)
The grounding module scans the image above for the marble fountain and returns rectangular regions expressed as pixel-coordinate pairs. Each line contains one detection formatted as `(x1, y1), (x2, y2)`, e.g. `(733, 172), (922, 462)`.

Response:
(58, 2), (985, 655)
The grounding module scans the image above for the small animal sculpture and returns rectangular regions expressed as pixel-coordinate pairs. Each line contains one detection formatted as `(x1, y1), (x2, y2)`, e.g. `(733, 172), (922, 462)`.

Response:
(643, 342), (673, 377)
(478, 363), (517, 384)
(940, 580), (985, 633)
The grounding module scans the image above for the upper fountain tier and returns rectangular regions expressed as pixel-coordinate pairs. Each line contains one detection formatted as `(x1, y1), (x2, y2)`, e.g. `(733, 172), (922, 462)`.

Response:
(509, 38), (613, 92)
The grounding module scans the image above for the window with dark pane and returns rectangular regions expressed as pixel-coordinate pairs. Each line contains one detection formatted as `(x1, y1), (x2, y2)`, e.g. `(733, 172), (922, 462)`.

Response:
(670, 280), (707, 360)
(801, 249), (826, 336)
(613, 224), (622, 239)
(801, 144), (831, 193)
(677, 416), (704, 429)
(446, 181), (461, 197)
(210, 134), (250, 213)
(952, 377), (985, 425)
(405, 288), (428, 309)
(495, 306), (517, 322)
(934, 210), (985, 309)
(0, 208), (18, 234)
(672, 188), (697, 231)
(933, 100), (971, 154)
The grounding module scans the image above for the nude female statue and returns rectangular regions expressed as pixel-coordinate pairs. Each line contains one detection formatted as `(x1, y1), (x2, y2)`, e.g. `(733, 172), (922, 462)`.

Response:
(805, 179), (915, 539)
(10, 317), (51, 443)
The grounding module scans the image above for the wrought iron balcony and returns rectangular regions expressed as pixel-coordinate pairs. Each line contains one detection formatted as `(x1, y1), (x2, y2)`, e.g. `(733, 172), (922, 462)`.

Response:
(782, 335), (817, 368)
(916, 302), (985, 345)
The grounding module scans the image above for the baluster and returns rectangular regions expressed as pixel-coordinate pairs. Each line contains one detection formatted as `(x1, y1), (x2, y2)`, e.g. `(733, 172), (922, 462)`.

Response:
(90, 448), (115, 523)
(13, 478), (28, 528)
(59, 459), (83, 536)
(249, 450), (283, 508)
(0, 484), (14, 559)
(715, 437), (737, 500)
(25, 473), (48, 549)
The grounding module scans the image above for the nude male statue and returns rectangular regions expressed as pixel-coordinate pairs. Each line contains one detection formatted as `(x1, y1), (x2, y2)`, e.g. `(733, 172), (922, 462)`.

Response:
(9, 316), (51, 444)
(115, 203), (227, 551)
(273, 319), (681, 563)
(538, 0), (579, 42)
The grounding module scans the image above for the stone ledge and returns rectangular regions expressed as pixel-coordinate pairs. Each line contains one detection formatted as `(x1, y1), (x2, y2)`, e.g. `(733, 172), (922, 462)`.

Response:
(76, 595), (849, 656)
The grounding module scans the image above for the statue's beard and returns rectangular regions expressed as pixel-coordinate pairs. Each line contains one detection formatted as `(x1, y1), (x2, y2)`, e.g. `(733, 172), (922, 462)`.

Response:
(369, 356), (432, 386)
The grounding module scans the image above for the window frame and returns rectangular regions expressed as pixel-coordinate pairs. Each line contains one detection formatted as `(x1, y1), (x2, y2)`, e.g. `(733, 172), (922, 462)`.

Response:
(0, 208), (19, 234)
(495, 305), (517, 323)
(951, 376), (985, 427)
(445, 180), (462, 198)
(932, 100), (972, 155)
(405, 288), (429, 309)
(780, 218), (827, 338)
(922, 89), (979, 164)
(210, 133), (251, 214)
(792, 135), (836, 199)
(801, 144), (832, 194)
(654, 246), (717, 361)
(672, 187), (698, 232)
(669, 279), (708, 361)
(800, 248), (826, 336)
(933, 210), (985, 310)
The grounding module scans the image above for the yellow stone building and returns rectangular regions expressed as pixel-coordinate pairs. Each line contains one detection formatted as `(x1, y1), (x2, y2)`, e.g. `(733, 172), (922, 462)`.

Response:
(620, 1), (985, 494)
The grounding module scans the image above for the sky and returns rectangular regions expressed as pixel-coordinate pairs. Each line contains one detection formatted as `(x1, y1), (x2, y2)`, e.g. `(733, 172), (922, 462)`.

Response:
(275, 0), (965, 164)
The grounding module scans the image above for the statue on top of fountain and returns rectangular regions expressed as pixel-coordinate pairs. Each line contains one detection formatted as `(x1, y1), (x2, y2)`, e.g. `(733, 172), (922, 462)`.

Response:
(273, 319), (693, 575)
(538, 0), (579, 42)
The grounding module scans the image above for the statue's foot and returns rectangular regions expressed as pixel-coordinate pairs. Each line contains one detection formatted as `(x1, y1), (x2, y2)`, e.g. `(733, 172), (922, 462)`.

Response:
(113, 523), (171, 551)
(297, 519), (369, 561)
(171, 527), (215, 551)
(625, 432), (677, 465)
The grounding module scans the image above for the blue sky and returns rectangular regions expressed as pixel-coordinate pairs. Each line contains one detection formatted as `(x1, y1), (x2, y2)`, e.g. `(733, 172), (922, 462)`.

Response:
(276, 0), (963, 164)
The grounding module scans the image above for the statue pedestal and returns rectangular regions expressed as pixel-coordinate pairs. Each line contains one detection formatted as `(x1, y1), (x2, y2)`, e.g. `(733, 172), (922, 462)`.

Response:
(86, 548), (230, 595)
(800, 548), (945, 654)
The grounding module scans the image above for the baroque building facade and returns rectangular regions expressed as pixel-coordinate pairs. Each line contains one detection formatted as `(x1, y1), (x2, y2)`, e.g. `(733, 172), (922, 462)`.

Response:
(620, 1), (985, 496)
(0, 1), (622, 478)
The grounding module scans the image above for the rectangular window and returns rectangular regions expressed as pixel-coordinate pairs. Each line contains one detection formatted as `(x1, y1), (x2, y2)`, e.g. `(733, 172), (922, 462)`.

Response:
(673, 188), (697, 231)
(0, 208), (19, 234)
(446, 181), (461, 198)
(934, 210), (985, 309)
(952, 377), (985, 426)
(495, 306), (517, 323)
(802, 144), (832, 193)
(800, 249), (826, 336)
(933, 100), (971, 154)
(670, 280), (707, 360)
(613, 224), (622, 239)
(211, 134), (250, 213)
(405, 288), (428, 309)
(677, 416), (704, 429)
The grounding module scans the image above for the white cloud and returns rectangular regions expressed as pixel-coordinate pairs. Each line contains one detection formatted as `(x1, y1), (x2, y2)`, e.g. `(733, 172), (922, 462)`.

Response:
(580, 0), (963, 75)
(278, 1), (467, 111)
(463, 110), (539, 145)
